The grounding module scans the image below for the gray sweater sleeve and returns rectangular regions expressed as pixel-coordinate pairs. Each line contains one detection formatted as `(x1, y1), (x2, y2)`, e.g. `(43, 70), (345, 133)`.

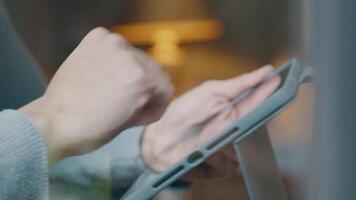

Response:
(0, 110), (48, 200)
(50, 127), (147, 200)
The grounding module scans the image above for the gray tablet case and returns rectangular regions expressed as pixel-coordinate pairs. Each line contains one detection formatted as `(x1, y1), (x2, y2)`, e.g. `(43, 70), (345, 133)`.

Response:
(234, 126), (288, 200)
(120, 58), (313, 200)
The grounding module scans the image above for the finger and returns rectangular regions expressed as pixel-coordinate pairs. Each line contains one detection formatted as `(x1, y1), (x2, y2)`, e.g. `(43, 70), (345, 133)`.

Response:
(132, 47), (162, 72)
(132, 49), (174, 106)
(204, 152), (230, 170)
(236, 75), (281, 117)
(218, 65), (275, 99)
(184, 154), (234, 182)
(202, 152), (237, 180)
(129, 48), (174, 124)
(220, 145), (239, 164)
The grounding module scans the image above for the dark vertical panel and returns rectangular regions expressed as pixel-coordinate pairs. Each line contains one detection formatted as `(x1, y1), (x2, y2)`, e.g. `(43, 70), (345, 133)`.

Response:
(5, 0), (133, 77)
(0, 0), (46, 109)
(310, 0), (356, 199)
(208, 0), (289, 64)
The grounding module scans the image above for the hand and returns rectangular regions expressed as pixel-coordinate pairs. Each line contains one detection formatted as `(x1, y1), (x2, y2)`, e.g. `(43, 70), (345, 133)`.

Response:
(142, 65), (281, 174)
(20, 27), (173, 162)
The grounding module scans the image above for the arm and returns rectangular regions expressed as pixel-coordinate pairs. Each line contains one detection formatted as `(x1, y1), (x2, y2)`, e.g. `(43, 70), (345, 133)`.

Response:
(16, 27), (172, 199)
(0, 1), (171, 197)
(1, 2), (165, 197)
(49, 65), (281, 200)
(20, 28), (173, 164)
(0, 1), (154, 197)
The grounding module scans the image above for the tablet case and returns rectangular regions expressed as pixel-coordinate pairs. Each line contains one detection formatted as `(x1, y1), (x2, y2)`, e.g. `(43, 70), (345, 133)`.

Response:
(234, 126), (288, 200)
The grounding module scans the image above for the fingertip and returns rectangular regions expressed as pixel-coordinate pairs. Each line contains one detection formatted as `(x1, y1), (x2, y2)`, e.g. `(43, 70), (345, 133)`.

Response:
(261, 64), (274, 70)
(89, 27), (110, 36)
(217, 65), (276, 99)
(249, 64), (275, 77)
(236, 74), (281, 117)
(264, 75), (282, 91)
(242, 65), (275, 84)
(259, 64), (275, 72)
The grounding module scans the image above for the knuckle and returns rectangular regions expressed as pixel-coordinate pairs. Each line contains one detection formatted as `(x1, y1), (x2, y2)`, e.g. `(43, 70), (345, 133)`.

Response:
(88, 27), (110, 38)
(133, 48), (156, 64)
(150, 59), (161, 70)
(131, 67), (148, 83)
(115, 47), (134, 60)
(120, 50), (136, 61)
(105, 33), (127, 46)
(238, 73), (253, 86)
(82, 27), (109, 44)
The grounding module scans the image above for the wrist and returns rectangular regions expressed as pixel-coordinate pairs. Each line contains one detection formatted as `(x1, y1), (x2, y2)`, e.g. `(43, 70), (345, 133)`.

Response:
(19, 97), (64, 163)
(142, 120), (189, 172)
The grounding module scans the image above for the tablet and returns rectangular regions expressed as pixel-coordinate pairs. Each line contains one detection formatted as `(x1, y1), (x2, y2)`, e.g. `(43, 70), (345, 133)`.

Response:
(120, 58), (312, 200)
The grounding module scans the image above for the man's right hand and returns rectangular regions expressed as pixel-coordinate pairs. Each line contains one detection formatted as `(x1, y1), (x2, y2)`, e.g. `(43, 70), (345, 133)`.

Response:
(20, 27), (173, 162)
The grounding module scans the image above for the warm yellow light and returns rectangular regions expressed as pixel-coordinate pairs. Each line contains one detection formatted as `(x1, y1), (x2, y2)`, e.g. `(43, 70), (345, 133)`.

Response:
(112, 20), (222, 67)
(149, 29), (182, 66)
(112, 20), (222, 45)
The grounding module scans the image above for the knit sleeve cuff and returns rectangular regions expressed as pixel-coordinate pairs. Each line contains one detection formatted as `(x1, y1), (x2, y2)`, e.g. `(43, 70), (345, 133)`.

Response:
(0, 109), (49, 199)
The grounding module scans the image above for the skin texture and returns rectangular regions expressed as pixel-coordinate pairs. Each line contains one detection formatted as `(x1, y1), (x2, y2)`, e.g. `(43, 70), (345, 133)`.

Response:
(142, 65), (281, 179)
(20, 27), (173, 162)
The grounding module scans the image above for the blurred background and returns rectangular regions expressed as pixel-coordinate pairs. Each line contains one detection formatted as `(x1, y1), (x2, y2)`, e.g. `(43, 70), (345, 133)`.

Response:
(4, 0), (314, 199)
